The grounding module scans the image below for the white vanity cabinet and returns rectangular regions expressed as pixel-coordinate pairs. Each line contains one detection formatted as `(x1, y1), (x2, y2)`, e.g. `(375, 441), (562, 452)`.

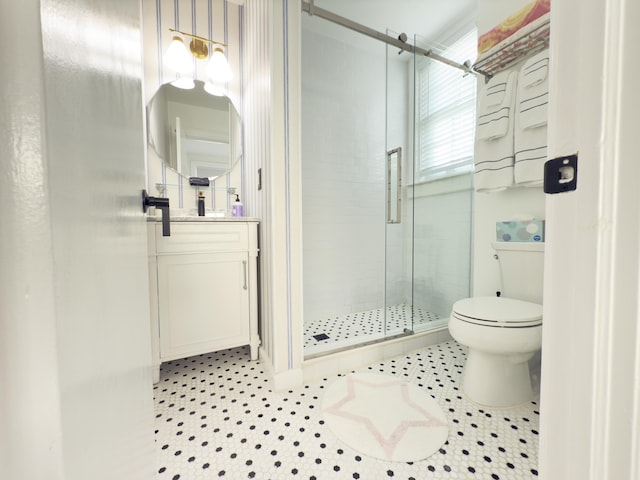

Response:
(147, 219), (260, 383)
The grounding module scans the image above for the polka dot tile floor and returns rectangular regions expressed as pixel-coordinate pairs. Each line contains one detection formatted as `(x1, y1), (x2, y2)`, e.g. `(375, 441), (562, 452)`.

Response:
(303, 304), (446, 356)
(154, 340), (539, 480)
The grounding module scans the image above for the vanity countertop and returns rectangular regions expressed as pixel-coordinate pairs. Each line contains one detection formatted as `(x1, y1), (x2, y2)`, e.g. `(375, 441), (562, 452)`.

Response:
(147, 215), (259, 223)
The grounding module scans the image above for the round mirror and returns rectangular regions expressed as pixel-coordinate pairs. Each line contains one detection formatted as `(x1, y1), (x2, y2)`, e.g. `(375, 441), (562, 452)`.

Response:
(147, 80), (242, 179)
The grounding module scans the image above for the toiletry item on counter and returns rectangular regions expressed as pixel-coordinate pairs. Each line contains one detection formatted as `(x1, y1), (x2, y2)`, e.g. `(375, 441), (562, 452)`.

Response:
(232, 194), (244, 217)
(198, 191), (205, 216)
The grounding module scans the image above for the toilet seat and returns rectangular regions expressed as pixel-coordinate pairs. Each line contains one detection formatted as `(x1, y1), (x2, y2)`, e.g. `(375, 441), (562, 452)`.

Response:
(452, 297), (542, 328)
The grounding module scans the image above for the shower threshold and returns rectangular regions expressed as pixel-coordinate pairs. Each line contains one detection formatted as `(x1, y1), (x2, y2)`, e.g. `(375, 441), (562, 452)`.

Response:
(304, 328), (412, 360)
(303, 304), (447, 359)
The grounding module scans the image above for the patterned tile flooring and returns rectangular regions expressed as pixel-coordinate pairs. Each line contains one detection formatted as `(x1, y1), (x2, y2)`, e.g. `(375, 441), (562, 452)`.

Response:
(154, 340), (540, 479)
(303, 304), (447, 356)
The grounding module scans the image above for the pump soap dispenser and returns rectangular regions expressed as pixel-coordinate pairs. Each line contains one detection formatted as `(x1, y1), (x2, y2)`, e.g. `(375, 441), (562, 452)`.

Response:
(198, 191), (205, 216)
(232, 194), (244, 217)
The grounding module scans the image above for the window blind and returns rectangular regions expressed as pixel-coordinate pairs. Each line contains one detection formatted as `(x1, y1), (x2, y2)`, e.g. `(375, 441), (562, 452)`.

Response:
(416, 28), (478, 180)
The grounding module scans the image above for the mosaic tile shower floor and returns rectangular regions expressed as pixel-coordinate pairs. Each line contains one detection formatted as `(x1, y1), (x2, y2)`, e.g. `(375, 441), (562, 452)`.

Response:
(154, 340), (539, 479)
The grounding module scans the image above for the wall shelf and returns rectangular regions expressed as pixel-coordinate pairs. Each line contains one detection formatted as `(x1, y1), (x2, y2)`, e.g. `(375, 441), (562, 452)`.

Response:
(473, 15), (550, 79)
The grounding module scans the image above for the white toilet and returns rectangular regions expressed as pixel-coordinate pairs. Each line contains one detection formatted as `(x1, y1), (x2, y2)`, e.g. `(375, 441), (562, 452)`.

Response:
(449, 241), (544, 407)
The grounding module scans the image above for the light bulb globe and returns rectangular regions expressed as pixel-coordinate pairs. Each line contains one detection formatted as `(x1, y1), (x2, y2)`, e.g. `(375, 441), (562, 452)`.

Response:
(164, 36), (194, 74)
(206, 48), (233, 84)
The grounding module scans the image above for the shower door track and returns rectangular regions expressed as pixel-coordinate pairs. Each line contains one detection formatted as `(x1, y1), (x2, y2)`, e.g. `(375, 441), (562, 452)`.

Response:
(301, 0), (483, 78)
(304, 328), (414, 361)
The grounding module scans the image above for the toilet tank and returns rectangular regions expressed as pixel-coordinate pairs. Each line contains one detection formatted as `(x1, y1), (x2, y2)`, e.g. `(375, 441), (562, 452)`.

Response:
(492, 241), (544, 304)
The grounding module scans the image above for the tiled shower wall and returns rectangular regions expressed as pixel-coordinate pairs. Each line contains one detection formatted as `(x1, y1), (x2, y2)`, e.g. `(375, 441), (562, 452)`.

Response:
(141, 0), (245, 213)
(301, 20), (389, 322)
(412, 181), (473, 319)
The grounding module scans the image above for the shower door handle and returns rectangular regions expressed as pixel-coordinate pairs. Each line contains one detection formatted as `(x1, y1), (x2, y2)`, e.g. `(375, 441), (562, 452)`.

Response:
(386, 147), (402, 224)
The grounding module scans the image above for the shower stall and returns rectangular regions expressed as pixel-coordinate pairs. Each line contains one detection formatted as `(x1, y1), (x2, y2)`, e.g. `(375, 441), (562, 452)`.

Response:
(301, 3), (475, 358)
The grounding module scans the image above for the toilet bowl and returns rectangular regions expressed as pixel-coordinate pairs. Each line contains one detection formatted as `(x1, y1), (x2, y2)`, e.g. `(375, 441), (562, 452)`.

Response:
(449, 296), (542, 407)
(449, 241), (544, 407)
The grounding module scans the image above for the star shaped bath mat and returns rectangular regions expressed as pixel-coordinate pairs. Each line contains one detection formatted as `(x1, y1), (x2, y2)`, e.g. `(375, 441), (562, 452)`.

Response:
(322, 372), (449, 462)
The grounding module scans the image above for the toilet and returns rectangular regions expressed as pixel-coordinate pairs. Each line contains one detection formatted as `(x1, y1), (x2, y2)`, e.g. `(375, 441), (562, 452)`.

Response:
(449, 241), (544, 407)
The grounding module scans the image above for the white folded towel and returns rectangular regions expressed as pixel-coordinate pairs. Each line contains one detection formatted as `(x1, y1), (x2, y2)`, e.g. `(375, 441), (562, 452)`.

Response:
(522, 58), (548, 88)
(485, 82), (506, 106)
(474, 70), (518, 192)
(518, 53), (550, 129)
(514, 49), (549, 186)
(476, 76), (512, 140)
(514, 142), (547, 186)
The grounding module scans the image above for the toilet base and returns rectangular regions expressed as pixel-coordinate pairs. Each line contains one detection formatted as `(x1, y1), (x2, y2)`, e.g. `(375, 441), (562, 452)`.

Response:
(462, 349), (535, 407)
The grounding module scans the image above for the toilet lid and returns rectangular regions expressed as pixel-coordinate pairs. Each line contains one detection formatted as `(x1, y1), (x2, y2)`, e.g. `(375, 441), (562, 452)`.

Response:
(452, 297), (542, 327)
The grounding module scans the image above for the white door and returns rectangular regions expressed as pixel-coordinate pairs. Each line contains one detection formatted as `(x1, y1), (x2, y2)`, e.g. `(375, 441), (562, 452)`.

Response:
(539, 0), (640, 478)
(0, 1), (155, 479)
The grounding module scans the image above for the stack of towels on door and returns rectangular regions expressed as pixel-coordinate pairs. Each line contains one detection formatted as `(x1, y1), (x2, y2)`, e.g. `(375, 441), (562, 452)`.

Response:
(474, 49), (549, 192)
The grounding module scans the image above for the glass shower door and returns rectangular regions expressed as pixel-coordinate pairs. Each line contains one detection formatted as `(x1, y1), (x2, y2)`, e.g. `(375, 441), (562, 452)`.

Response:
(409, 33), (474, 332)
(384, 31), (415, 339)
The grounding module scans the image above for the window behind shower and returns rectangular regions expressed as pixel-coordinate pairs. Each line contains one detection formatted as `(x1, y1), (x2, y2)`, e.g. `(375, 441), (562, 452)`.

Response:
(416, 28), (478, 182)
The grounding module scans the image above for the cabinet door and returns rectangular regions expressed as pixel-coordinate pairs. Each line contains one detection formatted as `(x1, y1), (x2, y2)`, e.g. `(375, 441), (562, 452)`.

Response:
(157, 252), (249, 360)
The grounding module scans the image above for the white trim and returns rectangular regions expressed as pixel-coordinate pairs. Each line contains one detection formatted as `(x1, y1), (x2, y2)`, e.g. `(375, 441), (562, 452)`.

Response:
(258, 345), (303, 391)
(285, 0), (305, 372)
(282, 0), (293, 368)
(407, 172), (473, 199)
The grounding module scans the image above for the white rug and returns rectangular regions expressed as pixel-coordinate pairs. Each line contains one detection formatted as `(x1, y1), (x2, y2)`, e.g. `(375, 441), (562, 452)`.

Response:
(322, 372), (449, 462)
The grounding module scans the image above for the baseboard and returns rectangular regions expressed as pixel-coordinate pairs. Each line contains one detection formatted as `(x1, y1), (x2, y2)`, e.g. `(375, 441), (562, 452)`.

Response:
(258, 345), (304, 391)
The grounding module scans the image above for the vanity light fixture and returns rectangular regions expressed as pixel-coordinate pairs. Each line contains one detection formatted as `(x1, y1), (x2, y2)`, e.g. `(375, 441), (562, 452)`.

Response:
(164, 28), (233, 89)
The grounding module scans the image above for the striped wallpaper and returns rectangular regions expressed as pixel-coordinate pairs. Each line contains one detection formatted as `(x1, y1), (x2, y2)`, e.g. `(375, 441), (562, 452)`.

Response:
(242, 0), (303, 382)
(243, 0), (272, 365)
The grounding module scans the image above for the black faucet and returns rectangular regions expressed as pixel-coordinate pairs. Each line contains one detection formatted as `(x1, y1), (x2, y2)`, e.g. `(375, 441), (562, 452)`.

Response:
(142, 189), (170, 236)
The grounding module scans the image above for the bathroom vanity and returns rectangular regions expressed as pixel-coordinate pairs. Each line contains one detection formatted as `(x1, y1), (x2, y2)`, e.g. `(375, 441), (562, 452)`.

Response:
(147, 216), (260, 383)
